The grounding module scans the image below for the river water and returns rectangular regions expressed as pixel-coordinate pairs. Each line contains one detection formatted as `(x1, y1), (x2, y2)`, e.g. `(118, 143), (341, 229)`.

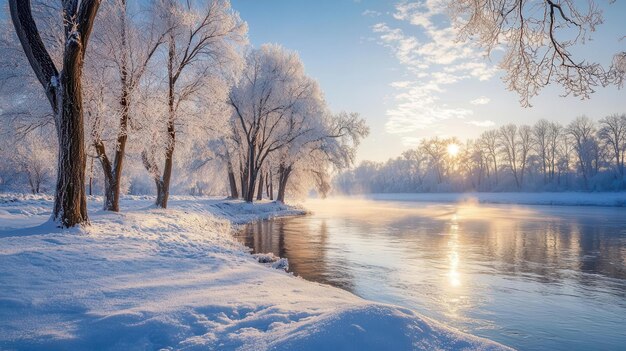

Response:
(234, 198), (626, 350)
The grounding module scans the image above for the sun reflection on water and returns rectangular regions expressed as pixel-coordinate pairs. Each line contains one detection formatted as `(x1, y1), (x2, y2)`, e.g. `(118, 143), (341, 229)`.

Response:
(448, 214), (461, 288)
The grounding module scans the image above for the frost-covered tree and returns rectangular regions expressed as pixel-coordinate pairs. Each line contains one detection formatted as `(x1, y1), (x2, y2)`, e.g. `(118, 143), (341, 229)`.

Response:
(141, 0), (247, 208)
(567, 116), (597, 189)
(449, 0), (625, 106)
(229, 44), (323, 202)
(335, 113), (625, 194)
(498, 124), (532, 189)
(598, 114), (626, 179)
(274, 111), (368, 203)
(13, 132), (56, 194)
(8, 0), (101, 226)
(85, 0), (169, 211)
(479, 130), (500, 186)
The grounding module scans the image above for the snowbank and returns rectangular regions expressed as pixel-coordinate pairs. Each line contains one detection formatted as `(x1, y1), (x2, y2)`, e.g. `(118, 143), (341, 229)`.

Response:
(0, 194), (510, 350)
(359, 192), (626, 207)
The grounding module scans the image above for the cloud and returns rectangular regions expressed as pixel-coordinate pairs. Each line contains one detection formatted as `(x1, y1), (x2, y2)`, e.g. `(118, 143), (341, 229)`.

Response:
(362, 9), (382, 17)
(470, 96), (491, 105)
(466, 120), (496, 128)
(372, 1), (498, 136)
(385, 81), (473, 133)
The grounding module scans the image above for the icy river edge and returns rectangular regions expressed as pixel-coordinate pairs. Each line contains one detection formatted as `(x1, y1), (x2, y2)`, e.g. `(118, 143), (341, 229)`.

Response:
(0, 194), (511, 350)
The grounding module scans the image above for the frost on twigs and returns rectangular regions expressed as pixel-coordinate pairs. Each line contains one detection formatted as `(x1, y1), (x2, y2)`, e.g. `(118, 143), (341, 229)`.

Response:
(448, 0), (624, 107)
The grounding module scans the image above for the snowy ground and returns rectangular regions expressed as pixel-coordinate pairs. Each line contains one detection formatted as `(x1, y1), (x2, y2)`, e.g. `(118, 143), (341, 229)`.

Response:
(356, 192), (626, 207)
(0, 194), (510, 350)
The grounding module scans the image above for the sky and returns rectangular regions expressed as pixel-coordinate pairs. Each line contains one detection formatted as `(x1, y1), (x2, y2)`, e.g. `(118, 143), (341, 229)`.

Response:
(231, 0), (626, 162)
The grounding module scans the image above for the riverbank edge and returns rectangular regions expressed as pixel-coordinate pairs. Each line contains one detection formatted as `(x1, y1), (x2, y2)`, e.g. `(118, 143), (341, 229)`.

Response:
(0, 193), (512, 350)
(350, 192), (626, 207)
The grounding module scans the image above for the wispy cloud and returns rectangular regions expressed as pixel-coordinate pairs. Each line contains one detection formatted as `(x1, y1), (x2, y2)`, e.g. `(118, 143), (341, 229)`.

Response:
(470, 96), (491, 105)
(466, 120), (496, 128)
(362, 9), (382, 17)
(372, 1), (498, 136)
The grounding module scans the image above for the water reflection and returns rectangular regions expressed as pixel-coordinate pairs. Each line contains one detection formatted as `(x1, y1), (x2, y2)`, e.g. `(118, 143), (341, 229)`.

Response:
(235, 199), (626, 351)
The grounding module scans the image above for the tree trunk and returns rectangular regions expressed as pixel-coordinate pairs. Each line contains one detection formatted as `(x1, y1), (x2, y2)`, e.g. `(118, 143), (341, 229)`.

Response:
(154, 33), (177, 209)
(227, 168), (239, 199)
(245, 168), (257, 203)
(88, 156), (93, 196)
(53, 70), (89, 226)
(102, 83), (130, 212)
(106, 1), (130, 212)
(277, 164), (291, 203)
(244, 144), (257, 203)
(266, 170), (273, 200)
(256, 171), (264, 201)
(156, 115), (175, 209)
(9, 0), (100, 227)
(155, 179), (167, 208)
(226, 154), (238, 198)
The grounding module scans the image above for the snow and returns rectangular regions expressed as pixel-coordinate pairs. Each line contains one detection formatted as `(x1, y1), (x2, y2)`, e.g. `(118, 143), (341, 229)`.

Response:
(0, 194), (511, 350)
(357, 192), (626, 207)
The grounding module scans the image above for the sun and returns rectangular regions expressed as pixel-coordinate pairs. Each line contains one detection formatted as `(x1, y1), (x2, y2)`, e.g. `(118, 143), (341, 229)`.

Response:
(447, 143), (459, 157)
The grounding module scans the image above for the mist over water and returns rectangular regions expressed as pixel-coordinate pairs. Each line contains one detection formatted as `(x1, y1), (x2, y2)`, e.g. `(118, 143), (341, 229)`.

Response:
(236, 198), (626, 351)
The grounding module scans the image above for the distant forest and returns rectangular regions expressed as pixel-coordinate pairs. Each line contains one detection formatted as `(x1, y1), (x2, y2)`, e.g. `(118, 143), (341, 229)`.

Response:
(335, 115), (626, 194)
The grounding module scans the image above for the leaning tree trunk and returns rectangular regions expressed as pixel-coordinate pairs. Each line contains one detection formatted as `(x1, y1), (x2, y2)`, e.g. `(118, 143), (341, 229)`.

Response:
(9, 0), (100, 227)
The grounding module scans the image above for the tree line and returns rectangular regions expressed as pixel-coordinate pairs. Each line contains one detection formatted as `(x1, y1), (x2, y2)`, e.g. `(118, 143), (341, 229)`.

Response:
(335, 115), (626, 194)
(0, 0), (367, 227)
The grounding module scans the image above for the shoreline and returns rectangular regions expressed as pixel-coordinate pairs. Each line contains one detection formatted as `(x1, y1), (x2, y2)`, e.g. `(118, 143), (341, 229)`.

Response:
(339, 192), (626, 207)
(0, 194), (511, 350)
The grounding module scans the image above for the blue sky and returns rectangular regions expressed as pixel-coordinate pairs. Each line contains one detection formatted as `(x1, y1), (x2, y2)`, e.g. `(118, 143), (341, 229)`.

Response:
(232, 0), (626, 162)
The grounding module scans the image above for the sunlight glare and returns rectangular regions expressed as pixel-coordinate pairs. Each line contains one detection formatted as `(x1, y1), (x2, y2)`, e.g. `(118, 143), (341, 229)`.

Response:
(447, 143), (459, 157)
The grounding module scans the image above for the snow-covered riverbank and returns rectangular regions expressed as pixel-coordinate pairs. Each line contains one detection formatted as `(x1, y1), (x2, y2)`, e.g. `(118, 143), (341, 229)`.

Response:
(0, 194), (510, 350)
(355, 192), (626, 207)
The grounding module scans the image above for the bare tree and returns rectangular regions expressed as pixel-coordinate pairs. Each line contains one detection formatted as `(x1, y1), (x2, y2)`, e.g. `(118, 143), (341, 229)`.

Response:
(9, 0), (101, 226)
(498, 124), (526, 189)
(479, 130), (499, 185)
(567, 116), (597, 189)
(533, 119), (551, 184)
(598, 114), (626, 179)
(449, 0), (625, 106)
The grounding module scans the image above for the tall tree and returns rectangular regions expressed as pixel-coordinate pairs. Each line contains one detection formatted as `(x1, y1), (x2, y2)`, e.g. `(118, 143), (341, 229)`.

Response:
(567, 116), (597, 189)
(142, 0), (247, 208)
(9, 0), (101, 227)
(87, 0), (168, 211)
(598, 114), (626, 180)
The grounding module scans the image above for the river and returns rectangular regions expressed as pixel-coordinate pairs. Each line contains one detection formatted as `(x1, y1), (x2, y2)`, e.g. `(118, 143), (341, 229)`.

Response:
(234, 197), (626, 350)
